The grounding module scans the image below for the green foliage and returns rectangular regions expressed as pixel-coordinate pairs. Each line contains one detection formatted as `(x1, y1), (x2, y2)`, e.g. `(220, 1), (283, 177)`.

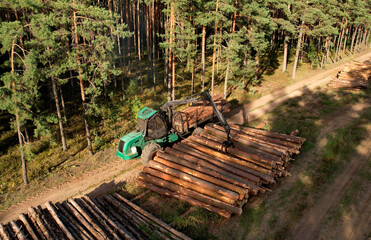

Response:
(125, 81), (144, 118)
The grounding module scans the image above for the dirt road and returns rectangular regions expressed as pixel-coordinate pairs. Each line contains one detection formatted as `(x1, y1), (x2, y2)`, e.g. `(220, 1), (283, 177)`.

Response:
(0, 151), (142, 223)
(291, 124), (370, 240)
(228, 51), (371, 124)
(0, 51), (370, 224)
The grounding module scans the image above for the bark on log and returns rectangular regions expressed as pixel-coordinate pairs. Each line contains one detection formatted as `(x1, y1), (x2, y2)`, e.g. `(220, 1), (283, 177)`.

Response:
(143, 167), (235, 204)
(28, 207), (53, 239)
(68, 199), (108, 240)
(9, 220), (26, 240)
(76, 198), (121, 240)
(148, 159), (239, 201)
(187, 135), (275, 169)
(37, 206), (61, 239)
(0, 224), (10, 240)
(205, 125), (285, 159)
(165, 147), (260, 193)
(113, 193), (193, 240)
(94, 198), (144, 240)
(137, 181), (232, 218)
(5, 225), (15, 240)
(82, 196), (135, 240)
(229, 125), (301, 150)
(231, 125), (305, 144)
(19, 213), (40, 240)
(139, 172), (243, 215)
(56, 202), (93, 240)
(64, 201), (104, 240)
(174, 143), (262, 184)
(152, 156), (244, 200)
(157, 151), (248, 197)
(182, 140), (275, 183)
(45, 201), (75, 240)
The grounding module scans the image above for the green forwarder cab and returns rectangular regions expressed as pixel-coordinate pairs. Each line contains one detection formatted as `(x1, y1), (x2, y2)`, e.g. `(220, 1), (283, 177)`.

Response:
(116, 107), (178, 164)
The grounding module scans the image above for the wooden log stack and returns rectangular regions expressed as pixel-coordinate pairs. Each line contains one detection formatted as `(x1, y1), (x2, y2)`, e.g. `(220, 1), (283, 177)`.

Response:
(138, 124), (305, 218)
(0, 194), (191, 240)
(173, 94), (231, 133)
(329, 61), (371, 89)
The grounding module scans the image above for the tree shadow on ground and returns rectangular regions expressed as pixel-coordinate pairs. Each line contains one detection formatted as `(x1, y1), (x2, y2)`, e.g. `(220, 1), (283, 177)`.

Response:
(87, 180), (127, 198)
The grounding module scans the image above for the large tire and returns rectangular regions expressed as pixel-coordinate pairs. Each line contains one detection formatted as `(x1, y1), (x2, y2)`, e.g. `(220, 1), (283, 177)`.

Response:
(192, 127), (203, 136)
(141, 142), (162, 166)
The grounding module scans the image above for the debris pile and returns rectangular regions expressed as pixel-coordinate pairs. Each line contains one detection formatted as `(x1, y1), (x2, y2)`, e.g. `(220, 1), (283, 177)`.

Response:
(0, 194), (191, 240)
(330, 61), (370, 89)
(173, 94), (231, 133)
(138, 124), (305, 218)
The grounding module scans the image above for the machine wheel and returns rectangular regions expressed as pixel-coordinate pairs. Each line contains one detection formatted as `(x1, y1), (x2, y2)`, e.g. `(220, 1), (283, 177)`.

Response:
(192, 127), (203, 136)
(141, 143), (162, 166)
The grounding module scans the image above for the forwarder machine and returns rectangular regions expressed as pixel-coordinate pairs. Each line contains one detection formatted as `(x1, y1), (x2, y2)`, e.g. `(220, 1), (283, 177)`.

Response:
(116, 90), (233, 166)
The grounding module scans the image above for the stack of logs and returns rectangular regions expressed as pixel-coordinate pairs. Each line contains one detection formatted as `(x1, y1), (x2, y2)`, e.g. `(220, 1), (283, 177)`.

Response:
(0, 193), (191, 240)
(173, 94), (231, 133)
(138, 124), (305, 218)
(329, 61), (370, 89)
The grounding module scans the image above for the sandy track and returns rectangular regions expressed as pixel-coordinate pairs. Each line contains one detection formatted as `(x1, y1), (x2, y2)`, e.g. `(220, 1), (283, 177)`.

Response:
(0, 151), (142, 223)
(290, 115), (371, 239)
(228, 51), (371, 124)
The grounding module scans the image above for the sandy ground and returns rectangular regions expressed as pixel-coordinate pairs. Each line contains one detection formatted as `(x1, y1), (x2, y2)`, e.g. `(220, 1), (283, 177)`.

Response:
(290, 103), (371, 240)
(0, 51), (370, 226)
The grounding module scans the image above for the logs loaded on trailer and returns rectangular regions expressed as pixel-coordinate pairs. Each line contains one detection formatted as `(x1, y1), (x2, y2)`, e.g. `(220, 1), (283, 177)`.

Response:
(329, 61), (371, 89)
(138, 124), (305, 218)
(172, 94), (231, 133)
(0, 194), (191, 240)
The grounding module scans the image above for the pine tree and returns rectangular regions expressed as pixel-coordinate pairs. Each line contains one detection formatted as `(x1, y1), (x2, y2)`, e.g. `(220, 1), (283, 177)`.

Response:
(68, 0), (129, 155)
(0, 13), (40, 185)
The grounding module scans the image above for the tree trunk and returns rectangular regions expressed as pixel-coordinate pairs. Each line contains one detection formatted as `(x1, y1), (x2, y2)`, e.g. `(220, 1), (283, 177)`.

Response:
(137, 0), (143, 90)
(354, 27), (362, 53)
(146, 4), (151, 86)
(191, 46), (196, 94)
(292, 21), (304, 79)
(342, 26), (349, 59)
(201, 25), (206, 92)
(282, 35), (288, 72)
(224, 59), (230, 99)
(16, 112), (28, 185)
(361, 28), (368, 51)
(170, 4), (175, 101)
(172, 50), (175, 101)
(152, 0), (156, 93)
(350, 26), (358, 54)
(11, 39), (28, 185)
(255, 51), (260, 81)
(126, 0), (131, 77)
(59, 86), (67, 122)
(51, 76), (68, 151)
(365, 30), (370, 49)
(335, 19), (345, 62)
(337, 19), (347, 61)
(73, 6), (93, 155)
(211, 0), (219, 95)
(325, 37), (330, 64)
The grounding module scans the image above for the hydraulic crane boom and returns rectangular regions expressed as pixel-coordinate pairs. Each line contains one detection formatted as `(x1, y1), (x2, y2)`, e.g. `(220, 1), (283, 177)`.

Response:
(160, 90), (233, 148)
(200, 90), (233, 148)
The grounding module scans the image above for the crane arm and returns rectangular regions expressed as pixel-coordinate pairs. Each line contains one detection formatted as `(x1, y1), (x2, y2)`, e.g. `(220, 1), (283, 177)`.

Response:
(200, 90), (233, 148)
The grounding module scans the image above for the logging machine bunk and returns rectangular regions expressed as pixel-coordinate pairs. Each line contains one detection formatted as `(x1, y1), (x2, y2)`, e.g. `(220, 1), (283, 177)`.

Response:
(117, 90), (233, 165)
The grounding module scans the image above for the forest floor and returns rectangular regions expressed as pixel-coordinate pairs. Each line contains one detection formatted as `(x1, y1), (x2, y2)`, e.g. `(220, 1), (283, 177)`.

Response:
(0, 51), (370, 240)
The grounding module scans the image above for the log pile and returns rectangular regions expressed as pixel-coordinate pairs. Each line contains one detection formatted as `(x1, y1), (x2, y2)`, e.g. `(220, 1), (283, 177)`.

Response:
(173, 94), (231, 133)
(0, 194), (191, 240)
(329, 61), (371, 89)
(138, 124), (305, 218)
